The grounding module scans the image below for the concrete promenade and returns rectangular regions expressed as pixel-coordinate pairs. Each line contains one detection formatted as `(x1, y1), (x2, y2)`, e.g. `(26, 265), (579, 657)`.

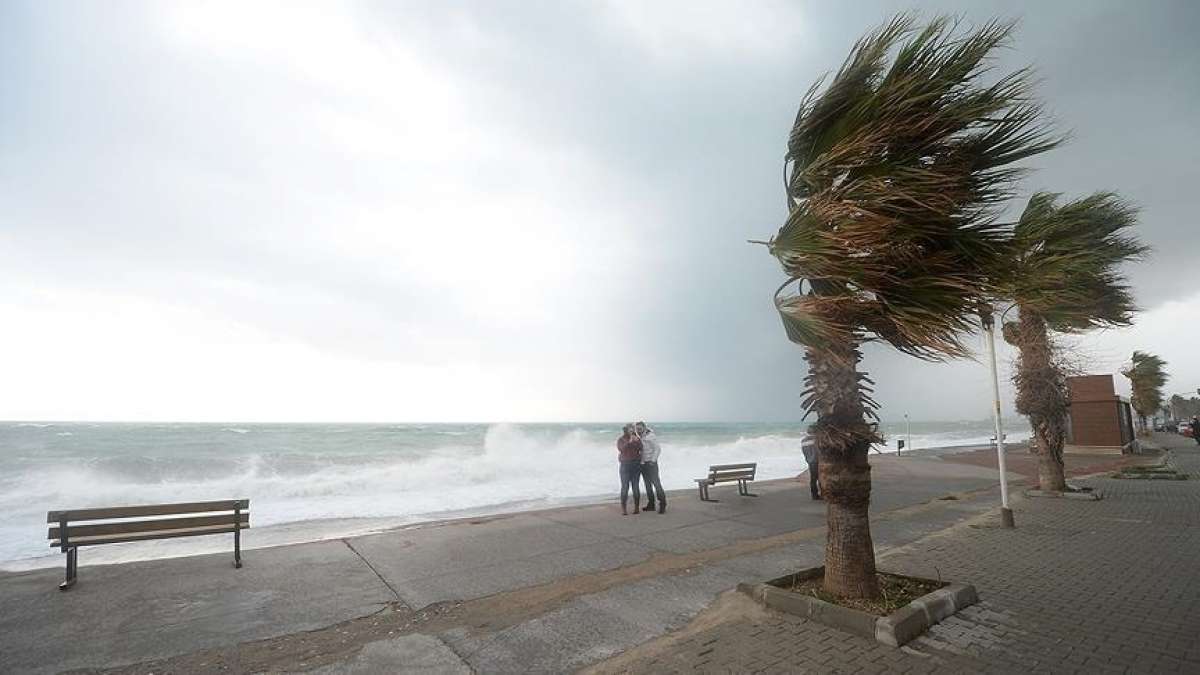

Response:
(0, 441), (1157, 674)
(597, 432), (1200, 674)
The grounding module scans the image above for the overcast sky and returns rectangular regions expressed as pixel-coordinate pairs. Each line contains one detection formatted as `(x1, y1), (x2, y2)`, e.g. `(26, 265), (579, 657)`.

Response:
(1, 0), (1197, 423)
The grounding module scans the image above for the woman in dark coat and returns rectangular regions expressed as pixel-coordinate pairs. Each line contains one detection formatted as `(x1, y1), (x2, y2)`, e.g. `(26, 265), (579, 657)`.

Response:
(617, 424), (643, 515)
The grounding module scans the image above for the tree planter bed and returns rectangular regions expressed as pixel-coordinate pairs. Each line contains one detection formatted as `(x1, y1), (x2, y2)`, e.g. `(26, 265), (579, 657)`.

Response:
(1112, 464), (1187, 479)
(1111, 469), (1187, 480)
(738, 566), (978, 647)
(1025, 485), (1102, 500)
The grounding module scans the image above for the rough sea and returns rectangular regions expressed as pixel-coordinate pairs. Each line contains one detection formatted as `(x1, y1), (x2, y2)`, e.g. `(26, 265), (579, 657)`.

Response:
(0, 420), (1029, 569)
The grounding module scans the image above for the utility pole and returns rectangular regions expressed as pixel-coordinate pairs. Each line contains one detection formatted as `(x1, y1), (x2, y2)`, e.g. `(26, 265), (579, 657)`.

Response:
(905, 413), (911, 457)
(982, 312), (1014, 528)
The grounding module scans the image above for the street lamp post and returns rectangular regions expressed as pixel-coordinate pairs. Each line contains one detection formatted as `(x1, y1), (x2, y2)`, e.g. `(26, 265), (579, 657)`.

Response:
(982, 312), (1014, 528)
(905, 413), (911, 458)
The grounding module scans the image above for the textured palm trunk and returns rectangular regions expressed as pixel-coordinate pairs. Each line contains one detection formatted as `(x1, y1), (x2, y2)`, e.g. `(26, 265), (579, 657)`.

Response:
(1032, 419), (1067, 492)
(1011, 310), (1068, 492)
(806, 341), (880, 600)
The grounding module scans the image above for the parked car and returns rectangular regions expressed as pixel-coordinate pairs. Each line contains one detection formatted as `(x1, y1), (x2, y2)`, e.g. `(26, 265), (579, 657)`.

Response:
(1181, 423), (1194, 438)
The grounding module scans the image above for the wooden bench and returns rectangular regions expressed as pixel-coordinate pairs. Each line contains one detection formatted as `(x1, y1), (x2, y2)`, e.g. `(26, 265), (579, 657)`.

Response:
(694, 463), (758, 502)
(47, 499), (249, 590)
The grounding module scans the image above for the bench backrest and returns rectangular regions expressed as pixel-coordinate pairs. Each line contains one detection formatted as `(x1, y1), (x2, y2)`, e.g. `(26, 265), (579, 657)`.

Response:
(48, 499), (250, 550)
(707, 463), (757, 483)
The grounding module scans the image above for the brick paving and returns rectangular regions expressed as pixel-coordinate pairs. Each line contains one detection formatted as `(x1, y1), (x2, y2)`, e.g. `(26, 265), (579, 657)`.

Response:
(605, 434), (1200, 674)
(937, 445), (1145, 484)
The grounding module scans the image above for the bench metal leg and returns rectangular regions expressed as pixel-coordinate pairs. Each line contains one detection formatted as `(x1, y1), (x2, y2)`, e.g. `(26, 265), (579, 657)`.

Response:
(738, 480), (758, 497)
(234, 504), (243, 569)
(59, 547), (77, 591)
(697, 482), (718, 502)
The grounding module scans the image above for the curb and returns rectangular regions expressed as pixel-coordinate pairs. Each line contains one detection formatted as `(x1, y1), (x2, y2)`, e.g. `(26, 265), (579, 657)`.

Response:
(739, 573), (979, 648)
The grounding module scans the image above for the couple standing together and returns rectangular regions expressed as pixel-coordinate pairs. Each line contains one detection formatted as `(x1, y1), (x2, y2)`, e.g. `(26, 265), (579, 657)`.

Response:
(616, 422), (667, 515)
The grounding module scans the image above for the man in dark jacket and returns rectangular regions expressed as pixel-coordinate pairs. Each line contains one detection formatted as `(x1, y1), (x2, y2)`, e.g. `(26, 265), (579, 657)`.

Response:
(1191, 416), (1200, 445)
(802, 437), (821, 500)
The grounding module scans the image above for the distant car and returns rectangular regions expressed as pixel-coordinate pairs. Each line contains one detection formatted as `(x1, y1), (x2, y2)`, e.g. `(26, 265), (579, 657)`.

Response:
(1181, 423), (1194, 437)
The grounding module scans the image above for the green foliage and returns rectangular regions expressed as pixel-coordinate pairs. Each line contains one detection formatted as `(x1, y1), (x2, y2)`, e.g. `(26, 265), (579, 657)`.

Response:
(1123, 351), (1169, 419)
(1004, 192), (1148, 332)
(764, 15), (1061, 374)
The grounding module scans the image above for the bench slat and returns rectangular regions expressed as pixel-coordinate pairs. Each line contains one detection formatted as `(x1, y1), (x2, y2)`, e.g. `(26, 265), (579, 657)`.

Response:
(49, 513), (249, 540)
(51, 522), (250, 548)
(708, 463), (756, 471)
(47, 499), (249, 523)
(710, 469), (755, 478)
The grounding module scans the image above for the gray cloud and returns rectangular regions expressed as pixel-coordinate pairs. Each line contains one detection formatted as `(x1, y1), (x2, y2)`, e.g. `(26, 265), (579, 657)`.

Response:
(1, 0), (1196, 422)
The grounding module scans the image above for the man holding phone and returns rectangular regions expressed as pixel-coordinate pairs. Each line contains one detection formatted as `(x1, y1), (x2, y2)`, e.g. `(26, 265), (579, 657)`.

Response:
(636, 421), (666, 513)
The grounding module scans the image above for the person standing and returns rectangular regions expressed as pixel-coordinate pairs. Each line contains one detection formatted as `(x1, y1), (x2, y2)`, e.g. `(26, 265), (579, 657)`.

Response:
(1191, 416), (1200, 445)
(637, 421), (666, 513)
(802, 436), (821, 500)
(617, 424), (643, 515)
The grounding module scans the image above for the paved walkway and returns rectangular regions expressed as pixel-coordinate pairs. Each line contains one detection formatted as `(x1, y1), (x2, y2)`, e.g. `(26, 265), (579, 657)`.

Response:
(0, 443), (1161, 674)
(1, 454), (1015, 674)
(593, 433), (1200, 674)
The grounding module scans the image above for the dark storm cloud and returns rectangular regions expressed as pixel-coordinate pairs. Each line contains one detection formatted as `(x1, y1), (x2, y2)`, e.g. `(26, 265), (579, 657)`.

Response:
(1, 1), (1196, 421)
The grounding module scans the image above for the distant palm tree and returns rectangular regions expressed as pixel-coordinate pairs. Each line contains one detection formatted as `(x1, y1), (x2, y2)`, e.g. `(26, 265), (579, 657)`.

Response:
(758, 16), (1057, 599)
(1123, 351), (1169, 432)
(1000, 193), (1146, 491)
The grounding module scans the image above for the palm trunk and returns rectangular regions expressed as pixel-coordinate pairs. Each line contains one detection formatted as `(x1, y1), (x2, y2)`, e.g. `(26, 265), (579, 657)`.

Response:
(1011, 309), (1068, 492)
(1032, 419), (1067, 492)
(806, 341), (879, 600)
(821, 448), (877, 597)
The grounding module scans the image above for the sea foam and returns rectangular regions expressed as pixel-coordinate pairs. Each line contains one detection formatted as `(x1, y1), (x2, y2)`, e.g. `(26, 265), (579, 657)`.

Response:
(0, 420), (1028, 569)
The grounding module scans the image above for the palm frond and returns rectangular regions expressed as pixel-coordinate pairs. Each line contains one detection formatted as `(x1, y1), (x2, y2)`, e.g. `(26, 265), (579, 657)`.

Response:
(1122, 350), (1169, 417)
(766, 14), (1061, 367)
(1008, 191), (1148, 332)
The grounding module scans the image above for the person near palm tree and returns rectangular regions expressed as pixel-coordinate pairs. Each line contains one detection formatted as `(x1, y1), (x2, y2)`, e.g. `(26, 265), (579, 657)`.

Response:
(617, 424), (643, 515)
(636, 421), (666, 513)
(802, 436), (821, 500)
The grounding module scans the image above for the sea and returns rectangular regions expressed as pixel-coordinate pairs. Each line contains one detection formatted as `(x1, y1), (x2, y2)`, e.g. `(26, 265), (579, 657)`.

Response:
(0, 420), (1029, 570)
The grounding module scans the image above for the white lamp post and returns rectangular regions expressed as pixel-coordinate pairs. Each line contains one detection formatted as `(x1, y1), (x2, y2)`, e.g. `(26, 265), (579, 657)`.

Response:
(982, 311), (1014, 528)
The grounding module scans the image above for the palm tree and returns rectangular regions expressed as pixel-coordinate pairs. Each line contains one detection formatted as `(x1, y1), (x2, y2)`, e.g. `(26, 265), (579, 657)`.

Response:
(758, 16), (1057, 599)
(1170, 394), (1200, 420)
(1000, 193), (1146, 491)
(1123, 351), (1168, 432)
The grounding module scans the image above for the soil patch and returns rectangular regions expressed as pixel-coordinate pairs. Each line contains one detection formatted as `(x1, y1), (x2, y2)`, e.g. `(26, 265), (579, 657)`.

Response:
(771, 571), (945, 616)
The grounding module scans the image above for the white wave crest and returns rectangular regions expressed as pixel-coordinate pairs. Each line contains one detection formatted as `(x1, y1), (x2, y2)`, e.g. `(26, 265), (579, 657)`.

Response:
(0, 423), (812, 565)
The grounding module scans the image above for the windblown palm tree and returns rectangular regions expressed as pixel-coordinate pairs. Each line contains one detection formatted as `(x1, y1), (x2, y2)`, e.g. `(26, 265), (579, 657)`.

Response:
(758, 16), (1057, 599)
(1123, 351), (1168, 432)
(1000, 193), (1146, 491)
(1170, 394), (1200, 420)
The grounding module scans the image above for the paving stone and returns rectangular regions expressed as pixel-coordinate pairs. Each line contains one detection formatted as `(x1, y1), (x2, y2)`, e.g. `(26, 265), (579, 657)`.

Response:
(612, 434), (1200, 674)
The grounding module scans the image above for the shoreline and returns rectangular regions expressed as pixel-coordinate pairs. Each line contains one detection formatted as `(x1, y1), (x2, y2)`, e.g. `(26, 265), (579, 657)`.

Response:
(1, 441), (1023, 574)
(0, 447), (1040, 674)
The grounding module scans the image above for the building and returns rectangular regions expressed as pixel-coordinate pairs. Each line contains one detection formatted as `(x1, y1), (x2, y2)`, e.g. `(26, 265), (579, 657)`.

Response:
(1065, 374), (1136, 454)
